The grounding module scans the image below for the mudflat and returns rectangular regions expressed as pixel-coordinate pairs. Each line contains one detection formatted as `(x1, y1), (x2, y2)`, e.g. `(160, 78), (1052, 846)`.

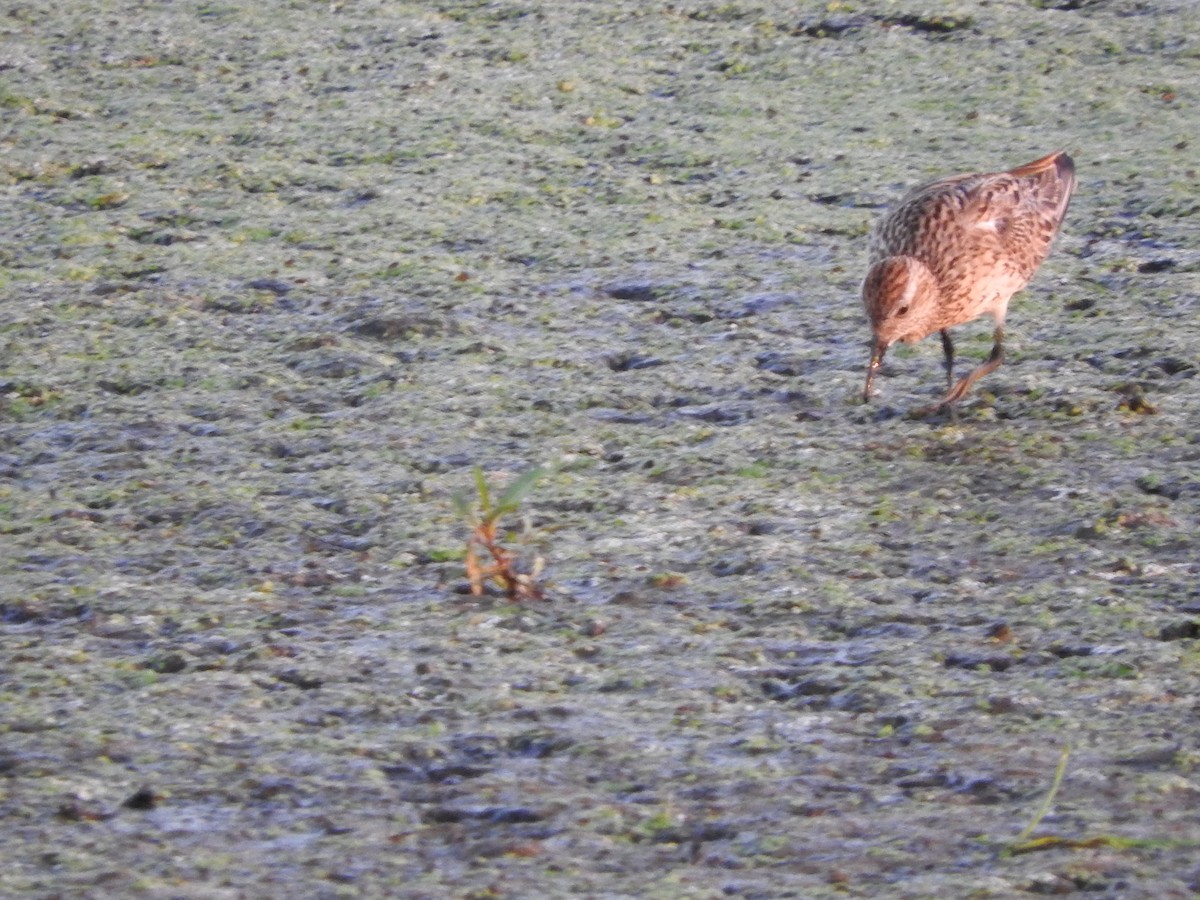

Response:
(4, 2), (1200, 896)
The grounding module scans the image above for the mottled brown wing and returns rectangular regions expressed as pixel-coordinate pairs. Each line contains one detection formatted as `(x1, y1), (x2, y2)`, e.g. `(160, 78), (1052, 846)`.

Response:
(958, 155), (1075, 279)
(869, 153), (1074, 271)
(868, 172), (985, 263)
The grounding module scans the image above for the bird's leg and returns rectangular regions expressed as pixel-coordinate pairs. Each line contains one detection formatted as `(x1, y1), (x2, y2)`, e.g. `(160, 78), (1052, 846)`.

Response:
(939, 324), (1005, 409)
(940, 329), (954, 390)
(864, 340), (887, 402)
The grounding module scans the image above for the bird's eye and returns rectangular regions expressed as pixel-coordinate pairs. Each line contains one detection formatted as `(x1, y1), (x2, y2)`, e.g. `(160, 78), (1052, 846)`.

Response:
(896, 305), (910, 317)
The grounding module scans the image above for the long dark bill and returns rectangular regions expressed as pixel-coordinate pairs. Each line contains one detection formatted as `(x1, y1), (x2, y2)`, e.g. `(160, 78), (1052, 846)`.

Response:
(863, 339), (887, 402)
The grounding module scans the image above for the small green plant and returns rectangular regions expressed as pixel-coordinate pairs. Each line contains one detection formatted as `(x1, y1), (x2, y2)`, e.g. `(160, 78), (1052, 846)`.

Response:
(1011, 744), (1071, 849)
(453, 466), (545, 600)
(1005, 742), (1200, 855)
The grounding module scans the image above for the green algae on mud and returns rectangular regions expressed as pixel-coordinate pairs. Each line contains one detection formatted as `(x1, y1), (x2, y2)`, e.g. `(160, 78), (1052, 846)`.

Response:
(4, 0), (1200, 896)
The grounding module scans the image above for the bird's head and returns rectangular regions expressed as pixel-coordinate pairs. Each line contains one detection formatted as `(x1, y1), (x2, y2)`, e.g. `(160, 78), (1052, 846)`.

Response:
(862, 255), (941, 347)
(861, 256), (941, 401)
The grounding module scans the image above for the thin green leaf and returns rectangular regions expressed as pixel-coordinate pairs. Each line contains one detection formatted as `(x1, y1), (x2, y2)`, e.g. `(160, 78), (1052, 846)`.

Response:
(1013, 744), (1071, 845)
(472, 466), (491, 516)
(492, 466), (544, 519)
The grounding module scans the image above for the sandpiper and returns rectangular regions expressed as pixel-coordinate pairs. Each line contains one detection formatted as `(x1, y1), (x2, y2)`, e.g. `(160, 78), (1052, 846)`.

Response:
(861, 150), (1075, 411)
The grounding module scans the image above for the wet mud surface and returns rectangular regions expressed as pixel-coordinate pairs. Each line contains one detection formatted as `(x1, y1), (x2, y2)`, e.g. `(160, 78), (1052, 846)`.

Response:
(4, 1), (1200, 896)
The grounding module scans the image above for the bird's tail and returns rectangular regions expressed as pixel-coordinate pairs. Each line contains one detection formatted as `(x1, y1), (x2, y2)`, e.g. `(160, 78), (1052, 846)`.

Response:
(1011, 150), (1076, 221)
(1008, 150), (1072, 179)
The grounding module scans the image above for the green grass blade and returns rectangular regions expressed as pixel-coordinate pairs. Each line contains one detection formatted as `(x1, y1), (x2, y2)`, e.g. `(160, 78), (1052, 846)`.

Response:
(492, 466), (544, 518)
(1014, 744), (1071, 845)
(472, 466), (491, 516)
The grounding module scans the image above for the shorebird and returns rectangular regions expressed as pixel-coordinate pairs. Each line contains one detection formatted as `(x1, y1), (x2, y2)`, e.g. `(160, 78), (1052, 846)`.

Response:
(861, 150), (1075, 411)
